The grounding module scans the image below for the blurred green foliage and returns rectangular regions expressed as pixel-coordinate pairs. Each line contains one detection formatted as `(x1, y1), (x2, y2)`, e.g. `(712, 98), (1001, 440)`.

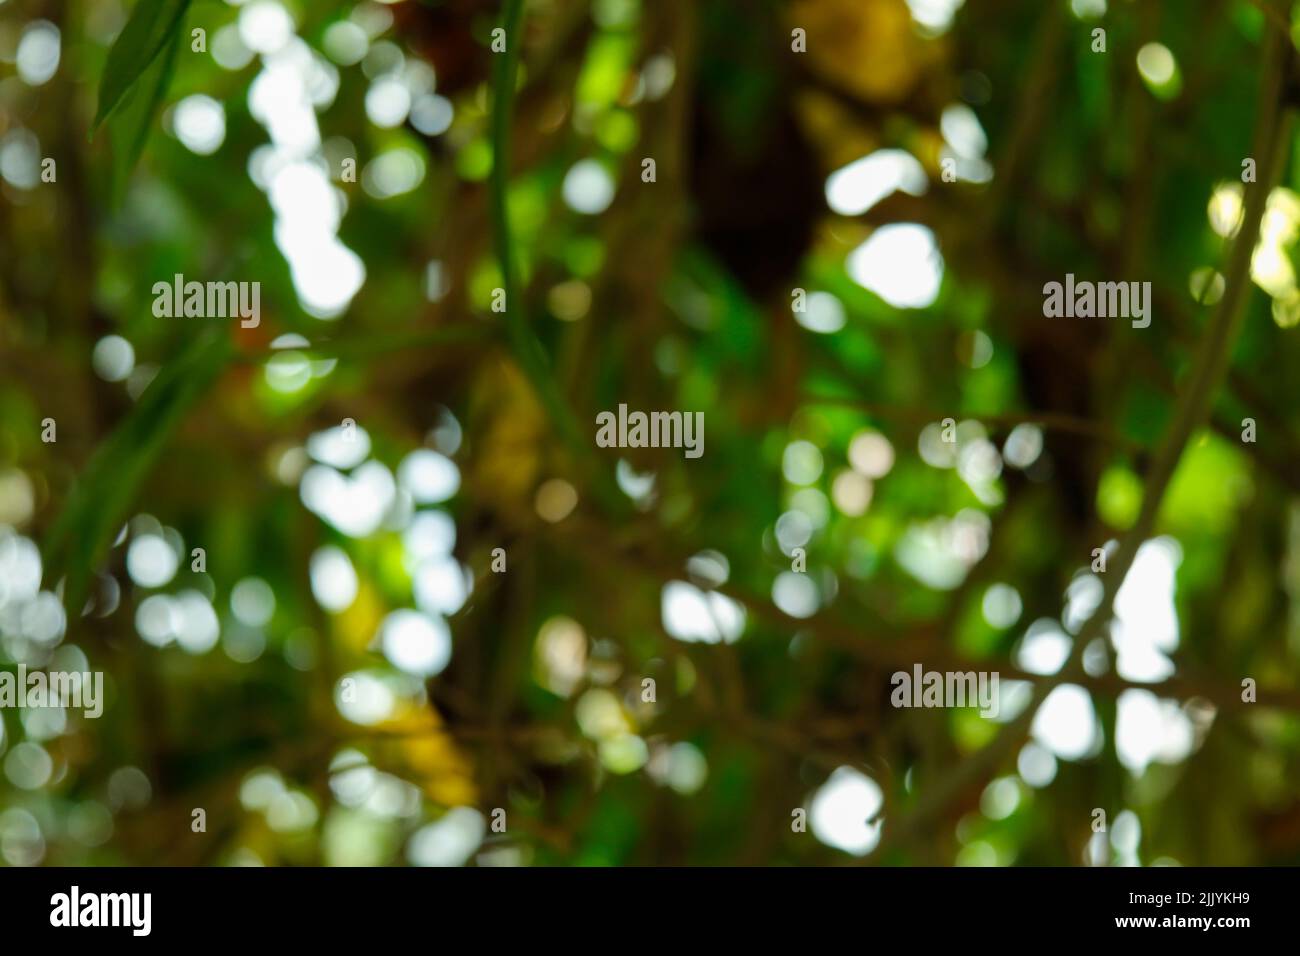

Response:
(0, 0), (1299, 867)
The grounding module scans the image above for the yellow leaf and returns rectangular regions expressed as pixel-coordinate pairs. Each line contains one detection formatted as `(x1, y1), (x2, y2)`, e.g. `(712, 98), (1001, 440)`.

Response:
(789, 0), (935, 103)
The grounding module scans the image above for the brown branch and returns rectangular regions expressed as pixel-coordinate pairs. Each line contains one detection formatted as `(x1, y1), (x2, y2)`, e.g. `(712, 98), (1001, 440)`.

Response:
(864, 21), (1296, 863)
(801, 393), (1141, 448)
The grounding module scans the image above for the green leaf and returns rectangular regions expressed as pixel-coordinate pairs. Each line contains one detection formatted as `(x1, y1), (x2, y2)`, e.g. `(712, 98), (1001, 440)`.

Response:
(43, 329), (233, 617)
(106, 23), (183, 201)
(91, 0), (192, 132)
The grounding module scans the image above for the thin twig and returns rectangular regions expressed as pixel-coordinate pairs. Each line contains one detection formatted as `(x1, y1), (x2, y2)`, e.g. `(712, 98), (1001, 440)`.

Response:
(489, 0), (584, 451)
